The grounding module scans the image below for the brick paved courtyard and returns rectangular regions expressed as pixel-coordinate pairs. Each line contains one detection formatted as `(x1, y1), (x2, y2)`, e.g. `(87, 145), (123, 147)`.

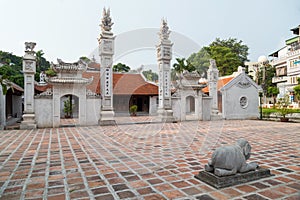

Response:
(0, 120), (299, 200)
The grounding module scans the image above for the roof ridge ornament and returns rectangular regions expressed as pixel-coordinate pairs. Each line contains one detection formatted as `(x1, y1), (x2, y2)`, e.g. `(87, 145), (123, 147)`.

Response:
(101, 7), (114, 33)
(159, 19), (170, 41)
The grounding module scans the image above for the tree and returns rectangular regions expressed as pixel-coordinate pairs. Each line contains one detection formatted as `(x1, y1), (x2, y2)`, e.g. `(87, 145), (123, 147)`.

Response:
(294, 77), (300, 104)
(267, 86), (279, 108)
(113, 63), (130, 72)
(35, 50), (50, 82)
(188, 38), (249, 76)
(173, 58), (195, 74)
(79, 56), (91, 63)
(142, 69), (158, 82)
(187, 48), (210, 77)
(205, 45), (241, 76)
(208, 38), (249, 64)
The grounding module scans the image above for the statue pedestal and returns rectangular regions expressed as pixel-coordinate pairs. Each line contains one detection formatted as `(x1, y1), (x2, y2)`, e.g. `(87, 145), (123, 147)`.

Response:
(99, 109), (116, 126)
(20, 113), (37, 129)
(195, 168), (273, 189)
(211, 108), (222, 120)
(157, 108), (176, 123)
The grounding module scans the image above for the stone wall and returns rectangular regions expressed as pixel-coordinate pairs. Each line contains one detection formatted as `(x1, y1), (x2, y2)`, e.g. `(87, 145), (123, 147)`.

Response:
(86, 97), (101, 125)
(35, 98), (53, 128)
(149, 96), (158, 115)
(222, 85), (259, 119)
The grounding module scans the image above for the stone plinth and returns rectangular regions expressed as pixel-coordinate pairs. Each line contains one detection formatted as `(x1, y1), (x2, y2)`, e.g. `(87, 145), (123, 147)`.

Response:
(99, 110), (116, 126)
(158, 108), (176, 123)
(20, 113), (37, 129)
(195, 168), (273, 189)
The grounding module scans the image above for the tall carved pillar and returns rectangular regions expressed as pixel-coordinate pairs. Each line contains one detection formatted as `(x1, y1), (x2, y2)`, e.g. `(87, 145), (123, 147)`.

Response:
(157, 19), (175, 122)
(98, 8), (116, 125)
(20, 42), (37, 129)
(207, 59), (220, 117)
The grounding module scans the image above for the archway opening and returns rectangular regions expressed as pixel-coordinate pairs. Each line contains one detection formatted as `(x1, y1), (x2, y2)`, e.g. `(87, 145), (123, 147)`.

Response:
(60, 94), (79, 126)
(186, 96), (195, 114)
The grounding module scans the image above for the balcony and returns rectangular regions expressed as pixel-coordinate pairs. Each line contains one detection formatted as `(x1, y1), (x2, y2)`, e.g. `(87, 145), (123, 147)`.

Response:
(272, 76), (288, 84)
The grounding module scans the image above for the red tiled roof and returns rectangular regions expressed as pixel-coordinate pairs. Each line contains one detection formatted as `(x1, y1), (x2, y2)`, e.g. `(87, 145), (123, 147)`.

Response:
(34, 72), (158, 95)
(83, 72), (158, 95)
(202, 76), (234, 93)
(87, 62), (100, 70)
(35, 83), (52, 92)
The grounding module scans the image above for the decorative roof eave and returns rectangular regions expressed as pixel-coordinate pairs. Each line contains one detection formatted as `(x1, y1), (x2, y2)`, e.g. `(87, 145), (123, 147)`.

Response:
(51, 59), (87, 73)
(220, 72), (260, 92)
(48, 77), (93, 85)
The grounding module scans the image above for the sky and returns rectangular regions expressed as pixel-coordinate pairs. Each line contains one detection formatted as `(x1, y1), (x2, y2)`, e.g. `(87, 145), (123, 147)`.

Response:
(0, 0), (299, 71)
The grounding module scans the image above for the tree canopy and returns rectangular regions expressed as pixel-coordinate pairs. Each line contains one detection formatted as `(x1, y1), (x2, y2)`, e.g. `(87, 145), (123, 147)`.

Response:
(142, 69), (158, 82)
(0, 50), (51, 88)
(113, 63), (131, 73)
(173, 58), (195, 74)
(187, 37), (249, 76)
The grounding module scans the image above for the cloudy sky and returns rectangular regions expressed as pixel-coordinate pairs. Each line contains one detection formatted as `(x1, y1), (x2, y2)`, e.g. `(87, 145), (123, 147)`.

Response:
(0, 0), (299, 70)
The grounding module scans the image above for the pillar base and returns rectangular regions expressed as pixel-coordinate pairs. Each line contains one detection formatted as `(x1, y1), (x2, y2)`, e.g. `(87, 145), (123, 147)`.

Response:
(20, 113), (37, 129)
(158, 108), (176, 123)
(99, 110), (116, 126)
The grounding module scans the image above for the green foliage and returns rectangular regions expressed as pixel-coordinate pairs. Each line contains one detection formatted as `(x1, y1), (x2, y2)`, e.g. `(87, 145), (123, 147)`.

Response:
(187, 48), (210, 77)
(294, 84), (300, 102)
(63, 97), (74, 117)
(0, 75), (8, 95)
(0, 49), (51, 87)
(206, 45), (241, 76)
(173, 58), (195, 74)
(45, 68), (56, 77)
(113, 63), (131, 72)
(142, 69), (158, 82)
(188, 38), (249, 77)
(267, 86), (279, 107)
(258, 64), (276, 93)
(276, 95), (292, 118)
(79, 56), (91, 63)
(129, 105), (137, 115)
(209, 38), (249, 64)
(35, 50), (50, 74)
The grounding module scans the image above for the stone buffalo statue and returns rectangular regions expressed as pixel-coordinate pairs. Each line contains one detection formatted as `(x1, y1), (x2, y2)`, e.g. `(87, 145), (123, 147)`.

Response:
(205, 138), (258, 176)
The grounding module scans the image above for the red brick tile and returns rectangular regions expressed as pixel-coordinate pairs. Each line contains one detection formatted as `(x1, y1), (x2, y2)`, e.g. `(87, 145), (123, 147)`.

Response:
(209, 191), (230, 200)
(235, 185), (257, 193)
(275, 185), (298, 195)
(47, 194), (66, 200)
(259, 189), (285, 199)
(163, 190), (185, 199)
(221, 188), (242, 197)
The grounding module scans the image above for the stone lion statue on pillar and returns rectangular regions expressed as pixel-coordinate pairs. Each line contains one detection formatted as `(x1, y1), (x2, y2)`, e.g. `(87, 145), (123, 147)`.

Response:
(205, 138), (258, 176)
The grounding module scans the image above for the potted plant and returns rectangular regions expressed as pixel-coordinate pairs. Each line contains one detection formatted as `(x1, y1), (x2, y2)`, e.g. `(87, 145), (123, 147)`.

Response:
(129, 105), (138, 116)
(63, 97), (74, 118)
(276, 94), (292, 122)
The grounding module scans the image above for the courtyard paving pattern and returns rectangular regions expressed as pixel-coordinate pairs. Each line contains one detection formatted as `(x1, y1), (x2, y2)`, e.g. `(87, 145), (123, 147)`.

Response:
(0, 120), (299, 200)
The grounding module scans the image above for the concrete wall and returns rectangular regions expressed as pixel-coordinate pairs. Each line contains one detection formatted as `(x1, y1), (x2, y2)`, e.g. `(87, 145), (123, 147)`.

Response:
(149, 96), (158, 115)
(202, 97), (212, 121)
(222, 85), (259, 119)
(35, 98), (53, 128)
(86, 97), (101, 125)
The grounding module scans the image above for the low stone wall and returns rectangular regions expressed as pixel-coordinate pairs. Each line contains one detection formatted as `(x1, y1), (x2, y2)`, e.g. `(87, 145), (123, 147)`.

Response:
(35, 98), (53, 128)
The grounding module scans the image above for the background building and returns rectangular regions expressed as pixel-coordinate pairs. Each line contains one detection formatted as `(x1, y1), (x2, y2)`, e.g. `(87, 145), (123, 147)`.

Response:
(269, 25), (300, 104)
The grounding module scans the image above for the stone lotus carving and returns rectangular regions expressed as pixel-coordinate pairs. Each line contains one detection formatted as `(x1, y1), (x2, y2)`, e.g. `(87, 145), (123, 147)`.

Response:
(101, 8), (114, 32)
(159, 19), (170, 40)
(205, 138), (258, 176)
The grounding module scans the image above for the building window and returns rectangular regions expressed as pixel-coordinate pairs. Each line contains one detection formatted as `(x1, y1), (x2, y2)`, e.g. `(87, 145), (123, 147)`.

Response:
(240, 96), (248, 109)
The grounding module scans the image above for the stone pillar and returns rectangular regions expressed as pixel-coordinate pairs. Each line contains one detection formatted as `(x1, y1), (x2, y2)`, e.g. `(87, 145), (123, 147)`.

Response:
(207, 59), (221, 120)
(0, 86), (6, 130)
(98, 8), (116, 125)
(20, 42), (37, 129)
(156, 19), (175, 122)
